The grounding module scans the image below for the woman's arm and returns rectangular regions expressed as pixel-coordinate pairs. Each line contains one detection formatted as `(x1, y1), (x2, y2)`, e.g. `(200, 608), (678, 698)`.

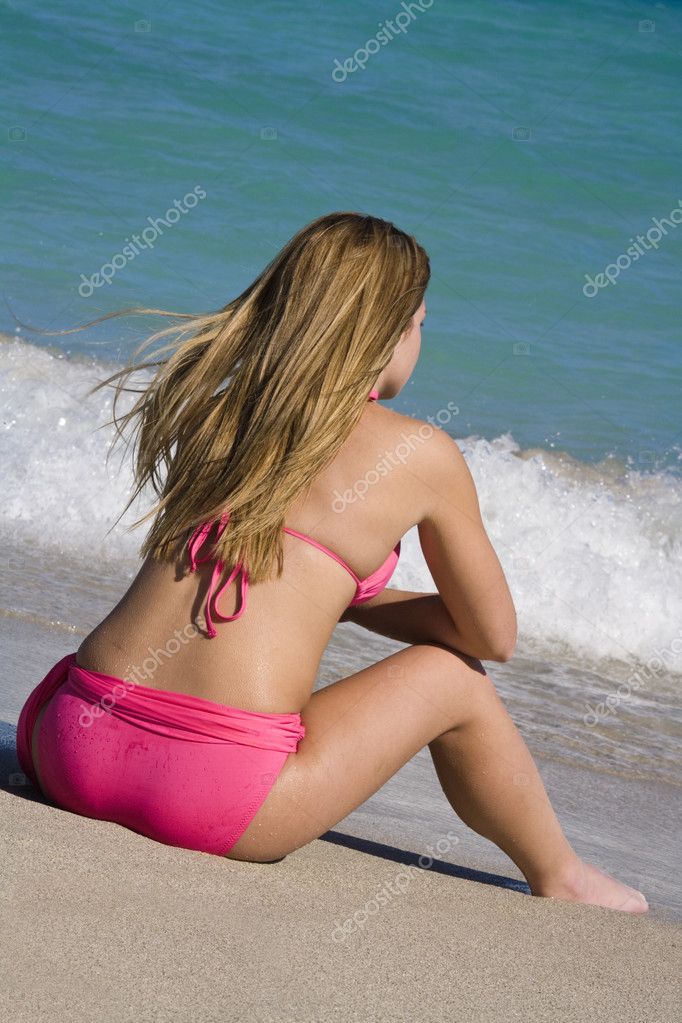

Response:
(339, 586), (511, 660)
(414, 428), (517, 662)
(340, 422), (516, 663)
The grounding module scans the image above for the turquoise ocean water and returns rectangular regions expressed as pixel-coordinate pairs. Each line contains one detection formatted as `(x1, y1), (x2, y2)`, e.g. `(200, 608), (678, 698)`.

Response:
(1, 1), (681, 915)
(2, 0), (681, 469)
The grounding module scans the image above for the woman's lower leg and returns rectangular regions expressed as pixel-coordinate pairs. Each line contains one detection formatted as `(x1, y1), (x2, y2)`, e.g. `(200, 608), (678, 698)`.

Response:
(428, 680), (649, 912)
(427, 677), (580, 894)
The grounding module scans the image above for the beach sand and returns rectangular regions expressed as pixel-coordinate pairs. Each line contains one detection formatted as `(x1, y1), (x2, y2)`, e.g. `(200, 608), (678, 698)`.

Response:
(1, 777), (679, 1023)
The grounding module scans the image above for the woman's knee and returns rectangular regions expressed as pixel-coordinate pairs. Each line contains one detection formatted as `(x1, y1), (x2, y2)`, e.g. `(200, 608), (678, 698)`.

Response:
(407, 641), (488, 682)
(398, 642), (496, 724)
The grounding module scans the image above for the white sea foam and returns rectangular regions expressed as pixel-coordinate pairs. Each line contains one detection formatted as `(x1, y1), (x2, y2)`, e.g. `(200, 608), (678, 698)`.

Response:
(0, 336), (149, 562)
(396, 432), (682, 673)
(2, 337), (681, 673)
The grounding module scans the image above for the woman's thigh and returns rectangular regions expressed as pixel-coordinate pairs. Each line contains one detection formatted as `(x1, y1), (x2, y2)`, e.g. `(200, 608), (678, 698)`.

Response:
(225, 642), (491, 862)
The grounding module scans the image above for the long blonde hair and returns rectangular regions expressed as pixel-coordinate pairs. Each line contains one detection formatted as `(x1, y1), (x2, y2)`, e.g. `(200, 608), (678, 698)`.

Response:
(86, 211), (430, 582)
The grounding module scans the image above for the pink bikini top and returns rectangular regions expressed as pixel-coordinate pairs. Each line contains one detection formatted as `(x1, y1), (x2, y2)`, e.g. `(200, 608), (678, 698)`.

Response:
(187, 387), (401, 637)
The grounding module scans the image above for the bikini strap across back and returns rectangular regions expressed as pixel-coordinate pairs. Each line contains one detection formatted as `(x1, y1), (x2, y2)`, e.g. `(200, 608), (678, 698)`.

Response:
(187, 385), (399, 637)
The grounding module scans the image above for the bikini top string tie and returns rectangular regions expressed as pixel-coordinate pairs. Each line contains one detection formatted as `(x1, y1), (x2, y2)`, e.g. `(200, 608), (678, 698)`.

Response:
(186, 510), (249, 637)
(187, 388), (378, 638)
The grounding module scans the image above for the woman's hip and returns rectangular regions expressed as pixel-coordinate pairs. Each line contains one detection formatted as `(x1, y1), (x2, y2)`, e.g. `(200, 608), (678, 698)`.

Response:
(17, 654), (306, 856)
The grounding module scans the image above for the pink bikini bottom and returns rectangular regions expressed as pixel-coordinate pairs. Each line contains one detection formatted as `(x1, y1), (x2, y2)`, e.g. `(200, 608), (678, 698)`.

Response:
(16, 653), (306, 856)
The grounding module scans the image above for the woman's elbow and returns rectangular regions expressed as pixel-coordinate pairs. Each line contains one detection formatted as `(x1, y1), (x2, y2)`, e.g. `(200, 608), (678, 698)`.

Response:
(490, 642), (515, 663)
(484, 613), (518, 663)
(492, 624), (517, 662)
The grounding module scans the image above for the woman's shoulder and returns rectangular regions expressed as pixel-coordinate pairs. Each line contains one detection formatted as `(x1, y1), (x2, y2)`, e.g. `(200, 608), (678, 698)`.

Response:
(346, 401), (457, 526)
(362, 398), (454, 466)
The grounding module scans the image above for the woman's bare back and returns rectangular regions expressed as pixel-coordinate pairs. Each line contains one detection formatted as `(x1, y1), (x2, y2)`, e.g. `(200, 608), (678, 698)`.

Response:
(76, 399), (429, 712)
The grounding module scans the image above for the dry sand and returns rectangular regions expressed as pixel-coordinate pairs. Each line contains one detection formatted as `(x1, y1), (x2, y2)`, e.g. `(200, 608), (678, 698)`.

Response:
(1, 781), (679, 1023)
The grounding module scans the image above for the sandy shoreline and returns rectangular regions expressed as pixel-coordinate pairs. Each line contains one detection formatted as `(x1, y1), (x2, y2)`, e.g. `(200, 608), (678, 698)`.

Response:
(1, 778), (679, 1023)
(1, 561), (680, 1019)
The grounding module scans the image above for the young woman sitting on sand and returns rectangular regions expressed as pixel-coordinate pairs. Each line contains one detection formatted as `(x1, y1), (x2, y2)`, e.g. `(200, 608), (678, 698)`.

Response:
(17, 211), (648, 913)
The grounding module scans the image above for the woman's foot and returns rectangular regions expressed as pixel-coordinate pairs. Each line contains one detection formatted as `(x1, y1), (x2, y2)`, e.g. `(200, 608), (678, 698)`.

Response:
(531, 859), (649, 913)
